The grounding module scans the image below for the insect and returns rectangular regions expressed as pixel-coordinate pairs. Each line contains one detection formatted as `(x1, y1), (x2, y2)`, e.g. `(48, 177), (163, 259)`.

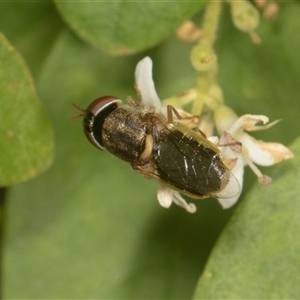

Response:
(72, 96), (240, 201)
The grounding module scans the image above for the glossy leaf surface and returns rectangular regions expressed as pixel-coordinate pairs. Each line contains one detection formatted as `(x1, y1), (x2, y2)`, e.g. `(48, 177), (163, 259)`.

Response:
(0, 33), (53, 186)
(54, 1), (206, 55)
(194, 137), (300, 299)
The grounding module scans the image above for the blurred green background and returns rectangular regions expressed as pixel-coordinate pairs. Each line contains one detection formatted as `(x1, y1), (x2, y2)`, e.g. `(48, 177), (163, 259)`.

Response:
(0, 2), (299, 299)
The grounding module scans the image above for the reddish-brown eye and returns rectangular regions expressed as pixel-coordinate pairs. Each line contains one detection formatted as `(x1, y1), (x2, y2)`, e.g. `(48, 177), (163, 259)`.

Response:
(83, 96), (122, 150)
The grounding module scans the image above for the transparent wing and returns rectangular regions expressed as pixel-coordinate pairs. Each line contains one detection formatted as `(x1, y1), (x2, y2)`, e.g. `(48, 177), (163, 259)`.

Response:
(215, 169), (241, 209)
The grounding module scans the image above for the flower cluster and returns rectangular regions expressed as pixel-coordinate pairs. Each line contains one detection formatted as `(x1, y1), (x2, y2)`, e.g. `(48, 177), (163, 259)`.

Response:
(134, 57), (293, 213)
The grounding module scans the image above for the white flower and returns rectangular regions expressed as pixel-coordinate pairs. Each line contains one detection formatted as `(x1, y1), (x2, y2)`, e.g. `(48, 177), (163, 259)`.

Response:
(135, 57), (198, 126)
(134, 57), (294, 213)
(215, 105), (294, 208)
(157, 185), (196, 214)
(135, 57), (162, 111)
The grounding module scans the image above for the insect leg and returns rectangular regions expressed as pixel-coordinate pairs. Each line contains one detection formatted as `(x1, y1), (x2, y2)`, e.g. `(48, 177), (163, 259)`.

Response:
(131, 163), (156, 179)
(191, 127), (207, 138)
(167, 105), (183, 123)
(166, 105), (199, 125)
(126, 96), (141, 109)
(134, 83), (143, 103)
(218, 131), (242, 153)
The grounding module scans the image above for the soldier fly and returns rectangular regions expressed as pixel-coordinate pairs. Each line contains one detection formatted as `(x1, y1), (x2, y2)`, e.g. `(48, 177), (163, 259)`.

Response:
(72, 95), (240, 203)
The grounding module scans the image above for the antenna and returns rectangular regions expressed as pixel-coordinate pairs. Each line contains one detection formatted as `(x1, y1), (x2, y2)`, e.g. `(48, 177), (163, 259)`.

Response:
(69, 103), (85, 121)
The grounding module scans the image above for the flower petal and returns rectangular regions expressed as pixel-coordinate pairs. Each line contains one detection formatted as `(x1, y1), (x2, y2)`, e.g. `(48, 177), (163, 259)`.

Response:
(135, 57), (161, 109)
(157, 185), (196, 213)
(173, 191), (197, 213)
(257, 141), (294, 163)
(217, 193), (240, 209)
(229, 114), (269, 133)
(240, 134), (293, 166)
(157, 184), (173, 208)
(216, 154), (244, 209)
(217, 138), (245, 209)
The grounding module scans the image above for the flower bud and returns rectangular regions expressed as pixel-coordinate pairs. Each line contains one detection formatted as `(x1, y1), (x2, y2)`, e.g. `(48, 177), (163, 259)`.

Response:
(190, 45), (217, 72)
(229, 0), (260, 32)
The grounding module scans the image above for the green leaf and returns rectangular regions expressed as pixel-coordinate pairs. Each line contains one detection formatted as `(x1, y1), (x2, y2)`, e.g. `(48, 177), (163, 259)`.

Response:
(193, 137), (300, 299)
(0, 33), (54, 186)
(54, 1), (206, 55)
(0, 2), (64, 77)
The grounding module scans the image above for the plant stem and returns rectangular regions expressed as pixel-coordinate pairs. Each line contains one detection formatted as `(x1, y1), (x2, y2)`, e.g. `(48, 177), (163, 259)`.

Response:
(200, 1), (222, 48)
(191, 1), (223, 115)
